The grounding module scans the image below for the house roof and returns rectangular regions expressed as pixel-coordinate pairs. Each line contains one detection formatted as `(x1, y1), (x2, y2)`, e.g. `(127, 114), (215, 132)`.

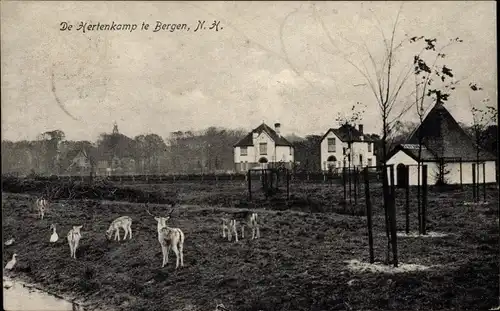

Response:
(321, 124), (374, 143)
(234, 123), (293, 147)
(387, 144), (439, 162)
(404, 103), (497, 162)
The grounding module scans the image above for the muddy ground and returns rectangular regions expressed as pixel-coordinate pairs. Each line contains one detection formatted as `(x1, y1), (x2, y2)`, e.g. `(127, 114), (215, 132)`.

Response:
(2, 179), (499, 311)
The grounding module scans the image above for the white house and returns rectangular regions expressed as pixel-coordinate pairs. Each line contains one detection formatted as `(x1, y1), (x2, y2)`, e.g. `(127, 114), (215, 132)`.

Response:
(320, 124), (377, 171)
(233, 122), (294, 172)
(386, 103), (497, 186)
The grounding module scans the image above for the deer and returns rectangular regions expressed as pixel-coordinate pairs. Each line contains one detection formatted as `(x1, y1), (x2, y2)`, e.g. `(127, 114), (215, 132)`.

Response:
(35, 197), (49, 220)
(106, 216), (133, 241)
(67, 225), (83, 259)
(34, 183), (64, 220)
(146, 203), (185, 269)
(223, 211), (260, 242)
(221, 218), (238, 242)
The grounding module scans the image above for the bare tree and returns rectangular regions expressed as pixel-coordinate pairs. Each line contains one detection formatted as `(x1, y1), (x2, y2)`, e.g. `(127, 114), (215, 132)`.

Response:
(319, 5), (419, 266)
(335, 102), (366, 204)
(411, 37), (462, 231)
(468, 83), (497, 200)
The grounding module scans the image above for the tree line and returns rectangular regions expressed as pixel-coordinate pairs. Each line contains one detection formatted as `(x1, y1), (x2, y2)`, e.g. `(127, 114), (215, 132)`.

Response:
(2, 120), (496, 177)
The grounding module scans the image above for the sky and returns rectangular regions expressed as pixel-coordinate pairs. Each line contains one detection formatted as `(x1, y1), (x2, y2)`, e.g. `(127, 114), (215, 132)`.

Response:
(1, 1), (497, 142)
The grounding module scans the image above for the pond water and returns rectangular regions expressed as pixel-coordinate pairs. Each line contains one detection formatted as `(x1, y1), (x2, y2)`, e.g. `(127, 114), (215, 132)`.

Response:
(3, 278), (81, 311)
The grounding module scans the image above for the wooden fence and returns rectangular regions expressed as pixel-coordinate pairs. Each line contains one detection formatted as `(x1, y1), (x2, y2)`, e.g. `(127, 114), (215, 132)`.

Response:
(11, 170), (382, 184)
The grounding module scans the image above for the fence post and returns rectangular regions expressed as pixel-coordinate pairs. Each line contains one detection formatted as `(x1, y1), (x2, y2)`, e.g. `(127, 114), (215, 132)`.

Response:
(389, 164), (398, 267)
(422, 165), (428, 235)
(405, 166), (410, 234)
(472, 164), (476, 202)
(364, 167), (374, 264)
(381, 165), (392, 264)
(459, 159), (463, 189)
(286, 170), (290, 200)
(348, 167), (352, 205)
(353, 167), (358, 206)
(483, 162), (486, 202)
(343, 168), (347, 202)
(248, 170), (252, 201)
(477, 163), (481, 202)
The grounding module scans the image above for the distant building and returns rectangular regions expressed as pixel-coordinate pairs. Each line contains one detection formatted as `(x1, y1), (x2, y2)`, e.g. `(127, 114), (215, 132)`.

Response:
(319, 123), (377, 171)
(66, 150), (92, 174)
(233, 122), (294, 172)
(386, 103), (497, 186)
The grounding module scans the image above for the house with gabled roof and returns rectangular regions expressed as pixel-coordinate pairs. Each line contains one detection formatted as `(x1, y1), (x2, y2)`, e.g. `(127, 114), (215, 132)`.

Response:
(233, 122), (294, 172)
(320, 123), (377, 171)
(386, 102), (497, 186)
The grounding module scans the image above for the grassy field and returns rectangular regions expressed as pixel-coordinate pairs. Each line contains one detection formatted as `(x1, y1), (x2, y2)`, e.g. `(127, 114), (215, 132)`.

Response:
(2, 180), (499, 311)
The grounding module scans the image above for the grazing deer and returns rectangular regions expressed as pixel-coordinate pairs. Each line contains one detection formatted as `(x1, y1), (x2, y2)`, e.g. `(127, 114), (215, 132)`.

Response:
(146, 204), (185, 269)
(221, 218), (238, 242)
(106, 216), (133, 241)
(35, 197), (49, 220)
(231, 211), (261, 241)
(67, 225), (83, 259)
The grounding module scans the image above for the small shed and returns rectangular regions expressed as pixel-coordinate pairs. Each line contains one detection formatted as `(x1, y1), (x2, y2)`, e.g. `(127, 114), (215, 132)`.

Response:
(386, 103), (497, 186)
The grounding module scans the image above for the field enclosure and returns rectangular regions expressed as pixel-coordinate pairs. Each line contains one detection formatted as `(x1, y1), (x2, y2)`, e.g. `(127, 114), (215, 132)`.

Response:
(2, 176), (499, 311)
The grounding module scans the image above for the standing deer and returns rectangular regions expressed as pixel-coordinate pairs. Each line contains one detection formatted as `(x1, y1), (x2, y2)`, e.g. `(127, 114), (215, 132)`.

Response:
(35, 197), (49, 220)
(226, 211), (261, 241)
(146, 204), (185, 269)
(106, 216), (133, 241)
(221, 218), (238, 242)
(35, 184), (63, 220)
(67, 225), (83, 259)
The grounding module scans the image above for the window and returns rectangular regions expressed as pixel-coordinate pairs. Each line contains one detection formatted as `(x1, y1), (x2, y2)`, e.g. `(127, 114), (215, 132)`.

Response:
(240, 147), (248, 156)
(368, 143), (372, 152)
(359, 154), (363, 166)
(259, 143), (267, 155)
(368, 158), (372, 167)
(289, 147), (292, 156)
(343, 147), (346, 155)
(327, 138), (336, 152)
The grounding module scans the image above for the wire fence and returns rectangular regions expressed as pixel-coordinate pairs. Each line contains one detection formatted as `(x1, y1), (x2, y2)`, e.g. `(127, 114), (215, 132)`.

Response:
(8, 170), (382, 185)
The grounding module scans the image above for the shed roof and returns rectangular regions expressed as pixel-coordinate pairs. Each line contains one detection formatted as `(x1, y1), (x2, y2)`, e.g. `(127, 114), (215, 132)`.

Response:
(404, 103), (496, 161)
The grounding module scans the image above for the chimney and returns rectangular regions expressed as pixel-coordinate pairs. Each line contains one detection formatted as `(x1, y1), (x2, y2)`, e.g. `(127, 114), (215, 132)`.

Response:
(274, 122), (281, 136)
(358, 124), (364, 134)
(252, 131), (258, 139)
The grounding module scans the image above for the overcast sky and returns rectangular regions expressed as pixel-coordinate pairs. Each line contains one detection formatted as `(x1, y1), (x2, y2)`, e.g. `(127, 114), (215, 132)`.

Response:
(1, 1), (496, 142)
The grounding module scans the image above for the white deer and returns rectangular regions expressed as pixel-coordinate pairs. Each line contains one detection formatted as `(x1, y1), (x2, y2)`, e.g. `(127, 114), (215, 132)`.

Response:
(146, 204), (185, 269)
(106, 216), (133, 241)
(226, 211), (261, 241)
(35, 197), (49, 220)
(67, 225), (83, 259)
(221, 218), (238, 242)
